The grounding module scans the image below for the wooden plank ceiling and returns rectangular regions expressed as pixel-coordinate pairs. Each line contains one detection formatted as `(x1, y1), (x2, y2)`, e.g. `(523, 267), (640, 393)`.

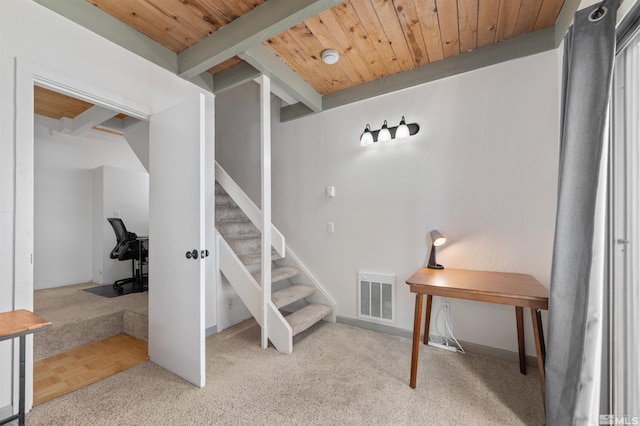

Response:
(88, 0), (565, 95)
(34, 86), (94, 120)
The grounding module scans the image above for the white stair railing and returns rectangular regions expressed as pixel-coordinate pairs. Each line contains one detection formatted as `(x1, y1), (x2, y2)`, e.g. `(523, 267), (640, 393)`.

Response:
(215, 162), (285, 257)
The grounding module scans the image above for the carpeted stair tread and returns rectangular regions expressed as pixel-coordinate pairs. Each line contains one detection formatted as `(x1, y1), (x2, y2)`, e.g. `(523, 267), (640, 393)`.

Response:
(286, 303), (332, 336)
(215, 194), (237, 207)
(216, 221), (260, 238)
(215, 182), (226, 195)
(272, 284), (316, 309)
(226, 236), (262, 255)
(238, 250), (281, 266)
(216, 207), (249, 222)
(252, 266), (300, 286)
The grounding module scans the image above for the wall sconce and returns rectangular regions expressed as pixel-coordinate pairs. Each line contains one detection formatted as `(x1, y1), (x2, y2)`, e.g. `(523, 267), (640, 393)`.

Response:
(360, 116), (419, 146)
(427, 229), (446, 270)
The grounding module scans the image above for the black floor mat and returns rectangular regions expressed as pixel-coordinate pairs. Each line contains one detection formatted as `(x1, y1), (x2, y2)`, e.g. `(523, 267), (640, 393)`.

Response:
(83, 281), (147, 298)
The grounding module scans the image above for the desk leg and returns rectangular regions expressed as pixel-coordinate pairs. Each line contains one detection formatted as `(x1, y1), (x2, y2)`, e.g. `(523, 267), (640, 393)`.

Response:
(530, 308), (546, 408)
(19, 335), (25, 426)
(515, 307), (526, 375)
(423, 295), (433, 345)
(410, 293), (424, 389)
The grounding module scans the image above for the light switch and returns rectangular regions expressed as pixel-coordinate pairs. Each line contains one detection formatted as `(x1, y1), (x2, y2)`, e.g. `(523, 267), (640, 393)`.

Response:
(326, 186), (335, 197)
(327, 221), (335, 233)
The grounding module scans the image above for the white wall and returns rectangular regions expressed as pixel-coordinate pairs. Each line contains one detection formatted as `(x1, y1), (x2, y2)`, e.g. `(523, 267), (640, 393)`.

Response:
(34, 117), (145, 289)
(0, 0), (216, 414)
(216, 49), (561, 357)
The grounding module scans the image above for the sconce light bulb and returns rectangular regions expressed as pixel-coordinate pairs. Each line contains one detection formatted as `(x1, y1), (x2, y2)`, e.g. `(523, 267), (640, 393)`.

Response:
(360, 124), (374, 146)
(378, 120), (392, 142)
(396, 116), (410, 139)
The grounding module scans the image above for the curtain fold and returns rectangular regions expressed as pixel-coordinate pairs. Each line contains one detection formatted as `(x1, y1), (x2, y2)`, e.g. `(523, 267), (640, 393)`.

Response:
(546, 1), (616, 424)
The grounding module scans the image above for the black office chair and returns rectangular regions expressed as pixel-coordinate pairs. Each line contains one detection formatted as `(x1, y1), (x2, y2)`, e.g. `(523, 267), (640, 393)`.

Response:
(107, 218), (148, 294)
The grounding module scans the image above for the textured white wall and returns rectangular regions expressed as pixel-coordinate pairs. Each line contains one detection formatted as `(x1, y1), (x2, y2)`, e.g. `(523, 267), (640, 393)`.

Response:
(34, 119), (146, 289)
(217, 49), (561, 356)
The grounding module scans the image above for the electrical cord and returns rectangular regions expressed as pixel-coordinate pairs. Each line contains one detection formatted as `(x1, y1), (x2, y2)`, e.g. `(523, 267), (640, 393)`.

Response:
(442, 303), (466, 354)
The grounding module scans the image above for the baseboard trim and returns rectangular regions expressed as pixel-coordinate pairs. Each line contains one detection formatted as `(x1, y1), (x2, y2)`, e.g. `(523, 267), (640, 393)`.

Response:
(336, 316), (538, 368)
(206, 325), (218, 337)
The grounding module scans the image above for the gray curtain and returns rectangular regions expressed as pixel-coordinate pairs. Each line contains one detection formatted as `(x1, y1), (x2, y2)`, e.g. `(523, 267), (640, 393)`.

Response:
(546, 1), (616, 424)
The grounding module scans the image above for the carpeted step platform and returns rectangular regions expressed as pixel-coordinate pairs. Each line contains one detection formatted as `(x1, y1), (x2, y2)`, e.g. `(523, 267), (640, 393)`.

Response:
(35, 311), (123, 360)
(272, 284), (316, 309)
(34, 309), (149, 360)
(285, 303), (333, 336)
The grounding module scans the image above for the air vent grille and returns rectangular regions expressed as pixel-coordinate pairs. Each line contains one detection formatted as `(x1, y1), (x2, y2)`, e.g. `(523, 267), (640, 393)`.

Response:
(358, 273), (395, 323)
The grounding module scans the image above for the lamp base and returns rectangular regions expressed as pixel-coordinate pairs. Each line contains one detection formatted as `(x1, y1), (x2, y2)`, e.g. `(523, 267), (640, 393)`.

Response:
(427, 263), (444, 270)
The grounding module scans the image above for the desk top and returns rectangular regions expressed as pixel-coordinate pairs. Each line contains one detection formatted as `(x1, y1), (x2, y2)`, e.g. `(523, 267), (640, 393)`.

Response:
(406, 268), (549, 309)
(0, 309), (52, 341)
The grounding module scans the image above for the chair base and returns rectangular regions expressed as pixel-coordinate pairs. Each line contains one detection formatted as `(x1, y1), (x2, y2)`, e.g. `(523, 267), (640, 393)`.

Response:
(113, 261), (147, 294)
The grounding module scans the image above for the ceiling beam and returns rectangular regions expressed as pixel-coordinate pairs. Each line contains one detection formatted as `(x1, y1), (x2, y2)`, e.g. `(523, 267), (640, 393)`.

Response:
(57, 105), (120, 136)
(240, 45), (322, 112)
(178, 0), (342, 78)
(212, 62), (262, 94)
(34, 0), (177, 73)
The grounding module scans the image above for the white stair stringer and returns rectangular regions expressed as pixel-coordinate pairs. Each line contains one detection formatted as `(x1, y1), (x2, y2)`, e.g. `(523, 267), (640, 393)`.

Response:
(267, 302), (292, 354)
(217, 233), (263, 326)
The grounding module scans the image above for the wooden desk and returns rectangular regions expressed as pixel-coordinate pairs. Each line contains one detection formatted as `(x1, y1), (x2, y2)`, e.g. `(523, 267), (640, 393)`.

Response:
(0, 310), (51, 426)
(406, 268), (548, 403)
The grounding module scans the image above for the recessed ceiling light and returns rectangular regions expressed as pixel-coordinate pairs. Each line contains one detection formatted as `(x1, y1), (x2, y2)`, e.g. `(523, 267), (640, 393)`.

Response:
(321, 49), (339, 65)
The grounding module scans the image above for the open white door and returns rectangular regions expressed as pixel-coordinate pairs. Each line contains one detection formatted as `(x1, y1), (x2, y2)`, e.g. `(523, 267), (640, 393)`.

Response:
(148, 94), (209, 387)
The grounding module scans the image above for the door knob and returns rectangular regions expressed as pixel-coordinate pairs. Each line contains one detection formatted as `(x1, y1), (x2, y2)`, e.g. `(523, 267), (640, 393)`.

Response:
(201, 249), (209, 258)
(185, 250), (198, 259)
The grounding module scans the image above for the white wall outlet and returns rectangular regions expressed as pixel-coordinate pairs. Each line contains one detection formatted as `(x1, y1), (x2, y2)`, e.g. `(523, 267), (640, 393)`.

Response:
(327, 221), (335, 233)
(326, 185), (335, 197)
(113, 209), (120, 217)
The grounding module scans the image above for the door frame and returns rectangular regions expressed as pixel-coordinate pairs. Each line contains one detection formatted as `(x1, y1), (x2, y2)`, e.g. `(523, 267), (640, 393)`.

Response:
(13, 58), (153, 412)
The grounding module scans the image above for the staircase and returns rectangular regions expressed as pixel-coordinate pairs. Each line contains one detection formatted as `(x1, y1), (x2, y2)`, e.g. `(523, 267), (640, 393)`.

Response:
(215, 179), (333, 352)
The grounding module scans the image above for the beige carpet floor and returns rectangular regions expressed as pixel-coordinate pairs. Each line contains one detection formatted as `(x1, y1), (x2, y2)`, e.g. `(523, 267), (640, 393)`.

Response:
(27, 318), (545, 425)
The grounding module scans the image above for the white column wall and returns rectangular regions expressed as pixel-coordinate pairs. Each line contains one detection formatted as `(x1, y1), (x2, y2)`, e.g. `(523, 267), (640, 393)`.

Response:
(216, 48), (562, 356)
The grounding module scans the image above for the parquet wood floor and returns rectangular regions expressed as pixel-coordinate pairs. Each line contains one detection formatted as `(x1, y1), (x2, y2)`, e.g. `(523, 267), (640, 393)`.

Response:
(34, 334), (148, 406)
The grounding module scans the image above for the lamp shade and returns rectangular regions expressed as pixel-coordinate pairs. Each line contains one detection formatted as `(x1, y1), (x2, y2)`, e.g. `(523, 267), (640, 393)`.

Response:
(430, 229), (446, 246)
(395, 116), (410, 139)
(360, 124), (374, 146)
(427, 229), (446, 270)
(378, 120), (391, 142)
